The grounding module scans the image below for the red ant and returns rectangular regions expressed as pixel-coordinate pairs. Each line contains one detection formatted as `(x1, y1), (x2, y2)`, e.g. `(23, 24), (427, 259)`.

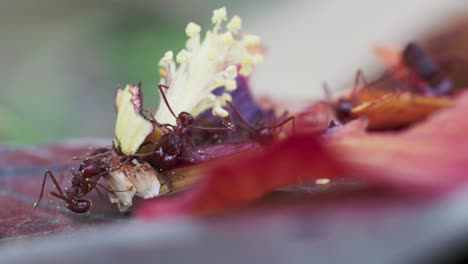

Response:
(136, 84), (232, 171)
(225, 101), (295, 145)
(33, 147), (126, 213)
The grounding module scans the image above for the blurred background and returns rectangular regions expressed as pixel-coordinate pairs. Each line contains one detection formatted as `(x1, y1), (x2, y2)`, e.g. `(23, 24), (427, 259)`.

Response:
(1, 0), (467, 144)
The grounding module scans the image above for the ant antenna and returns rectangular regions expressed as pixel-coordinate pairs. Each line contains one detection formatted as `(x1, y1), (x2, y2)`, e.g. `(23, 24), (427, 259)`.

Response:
(322, 82), (333, 102)
(351, 69), (364, 98)
(158, 84), (178, 120)
(226, 101), (257, 131)
(187, 125), (232, 131)
(72, 148), (111, 161)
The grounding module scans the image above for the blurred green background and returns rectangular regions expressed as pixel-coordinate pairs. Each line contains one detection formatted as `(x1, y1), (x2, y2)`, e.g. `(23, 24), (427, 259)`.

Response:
(0, 0), (267, 144)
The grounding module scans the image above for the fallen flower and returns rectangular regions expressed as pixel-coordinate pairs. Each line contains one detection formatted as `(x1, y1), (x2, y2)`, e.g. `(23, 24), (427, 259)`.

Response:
(105, 7), (266, 211)
(137, 91), (468, 218)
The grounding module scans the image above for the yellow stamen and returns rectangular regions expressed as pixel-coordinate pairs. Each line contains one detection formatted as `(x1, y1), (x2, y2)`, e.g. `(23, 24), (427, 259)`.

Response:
(227, 16), (242, 34)
(185, 22), (201, 37)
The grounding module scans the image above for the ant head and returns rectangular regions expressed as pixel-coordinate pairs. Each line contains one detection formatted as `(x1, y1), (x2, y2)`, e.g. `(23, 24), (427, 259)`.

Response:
(177, 112), (194, 127)
(67, 199), (91, 213)
(336, 99), (353, 117)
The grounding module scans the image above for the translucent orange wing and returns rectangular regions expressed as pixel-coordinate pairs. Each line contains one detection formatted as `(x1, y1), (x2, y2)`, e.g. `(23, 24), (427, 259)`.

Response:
(350, 92), (453, 129)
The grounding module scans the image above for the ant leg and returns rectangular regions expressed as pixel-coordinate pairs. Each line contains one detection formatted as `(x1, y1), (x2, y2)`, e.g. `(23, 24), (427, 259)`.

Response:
(266, 115), (296, 137)
(181, 135), (213, 159)
(33, 170), (66, 210)
(226, 101), (257, 131)
(49, 191), (72, 203)
(188, 125), (232, 131)
(356, 69), (369, 86)
(157, 84), (178, 120)
(182, 135), (197, 152)
(350, 69), (365, 101)
(140, 109), (159, 125)
(72, 148), (111, 161)
(95, 184), (105, 197)
(269, 116), (295, 130)
(322, 82), (333, 102)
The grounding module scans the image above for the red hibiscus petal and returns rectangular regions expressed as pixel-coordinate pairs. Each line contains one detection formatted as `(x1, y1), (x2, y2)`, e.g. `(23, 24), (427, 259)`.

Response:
(296, 102), (337, 134)
(329, 91), (468, 193)
(136, 91), (468, 219)
(137, 134), (344, 218)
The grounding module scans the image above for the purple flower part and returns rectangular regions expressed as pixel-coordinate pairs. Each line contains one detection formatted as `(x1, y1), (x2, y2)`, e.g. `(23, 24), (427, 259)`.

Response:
(195, 76), (265, 122)
(230, 76), (274, 124)
(192, 76), (275, 145)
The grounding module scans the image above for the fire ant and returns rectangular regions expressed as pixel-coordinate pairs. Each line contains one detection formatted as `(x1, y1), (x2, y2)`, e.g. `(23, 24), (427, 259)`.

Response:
(136, 84), (232, 171)
(33, 147), (125, 213)
(225, 101), (295, 145)
(401, 42), (453, 96)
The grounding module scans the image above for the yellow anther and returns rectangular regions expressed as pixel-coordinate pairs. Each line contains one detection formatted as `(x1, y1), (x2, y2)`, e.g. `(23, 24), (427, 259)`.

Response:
(239, 64), (253, 76)
(159, 51), (174, 67)
(212, 7), (227, 25)
(224, 65), (238, 79)
(185, 22), (201, 37)
(213, 106), (229, 118)
(224, 79), (237, 91)
(220, 93), (233, 102)
(243, 34), (261, 47)
(227, 16), (242, 34)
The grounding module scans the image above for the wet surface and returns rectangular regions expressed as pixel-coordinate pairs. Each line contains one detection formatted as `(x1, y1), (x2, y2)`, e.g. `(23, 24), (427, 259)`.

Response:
(0, 141), (128, 242)
(1, 141), (468, 264)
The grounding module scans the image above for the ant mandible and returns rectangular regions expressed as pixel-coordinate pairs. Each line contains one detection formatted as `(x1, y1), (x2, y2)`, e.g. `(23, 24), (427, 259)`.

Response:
(33, 147), (124, 213)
